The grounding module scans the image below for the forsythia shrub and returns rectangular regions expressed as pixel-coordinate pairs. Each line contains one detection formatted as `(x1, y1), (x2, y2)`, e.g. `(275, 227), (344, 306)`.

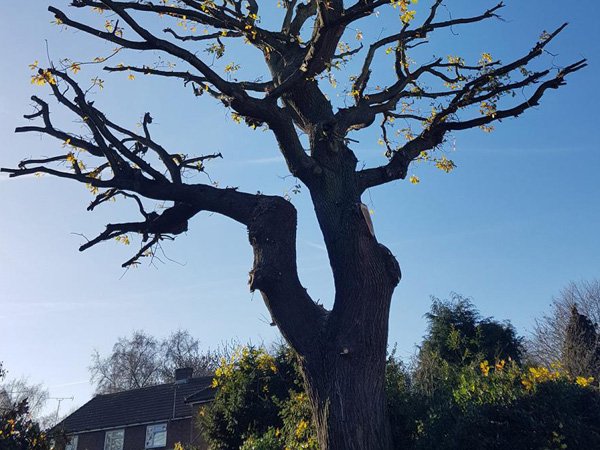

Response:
(199, 346), (305, 450)
(199, 297), (600, 449)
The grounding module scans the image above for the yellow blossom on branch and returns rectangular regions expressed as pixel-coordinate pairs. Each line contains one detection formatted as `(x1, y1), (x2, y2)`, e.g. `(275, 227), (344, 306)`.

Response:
(31, 69), (57, 86)
(480, 360), (490, 377)
(575, 376), (594, 387)
(435, 156), (456, 173)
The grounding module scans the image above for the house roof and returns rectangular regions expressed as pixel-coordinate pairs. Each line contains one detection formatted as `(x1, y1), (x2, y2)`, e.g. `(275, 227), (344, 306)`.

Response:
(183, 384), (216, 405)
(56, 376), (215, 433)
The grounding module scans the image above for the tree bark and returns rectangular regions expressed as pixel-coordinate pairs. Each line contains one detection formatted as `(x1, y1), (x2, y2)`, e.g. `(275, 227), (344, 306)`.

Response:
(302, 345), (393, 450)
(294, 141), (401, 449)
(299, 235), (399, 449)
(246, 168), (400, 448)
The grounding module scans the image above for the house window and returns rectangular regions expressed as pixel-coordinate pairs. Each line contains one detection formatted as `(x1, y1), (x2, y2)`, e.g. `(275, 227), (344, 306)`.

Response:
(104, 429), (124, 450)
(65, 435), (78, 450)
(145, 423), (167, 448)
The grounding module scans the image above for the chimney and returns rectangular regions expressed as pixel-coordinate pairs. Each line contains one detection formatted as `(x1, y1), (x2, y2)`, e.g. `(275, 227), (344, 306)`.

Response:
(174, 367), (193, 383)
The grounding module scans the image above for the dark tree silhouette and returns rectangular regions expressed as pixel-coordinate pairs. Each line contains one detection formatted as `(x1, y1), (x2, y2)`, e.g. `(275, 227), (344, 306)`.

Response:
(422, 295), (522, 365)
(2, 1), (585, 448)
(562, 305), (600, 379)
(413, 294), (522, 396)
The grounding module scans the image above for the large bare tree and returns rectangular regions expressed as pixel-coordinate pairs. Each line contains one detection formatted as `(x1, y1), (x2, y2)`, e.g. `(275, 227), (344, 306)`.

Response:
(90, 329), (217, 394)
(2, 1), (585, 448)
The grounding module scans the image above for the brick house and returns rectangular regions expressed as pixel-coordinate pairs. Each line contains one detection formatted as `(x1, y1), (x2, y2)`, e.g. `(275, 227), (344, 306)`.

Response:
(54, 369), (215, 450)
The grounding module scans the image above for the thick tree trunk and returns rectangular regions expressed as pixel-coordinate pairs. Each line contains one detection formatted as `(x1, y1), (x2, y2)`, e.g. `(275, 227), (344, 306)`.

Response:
(248, 124), (401, 448)
(303, 178), (400, 449)
(301, 330), (393, 450)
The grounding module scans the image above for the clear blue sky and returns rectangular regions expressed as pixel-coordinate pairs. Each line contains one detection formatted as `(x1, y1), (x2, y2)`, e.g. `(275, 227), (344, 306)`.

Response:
(1, 1), (599, 417)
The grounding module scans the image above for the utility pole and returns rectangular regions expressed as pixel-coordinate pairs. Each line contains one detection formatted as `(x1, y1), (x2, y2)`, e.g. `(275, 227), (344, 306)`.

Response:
(49, 397), (74, 423)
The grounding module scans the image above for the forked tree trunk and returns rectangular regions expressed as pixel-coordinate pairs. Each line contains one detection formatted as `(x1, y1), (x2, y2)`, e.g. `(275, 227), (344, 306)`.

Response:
(249, 130), (401, 448)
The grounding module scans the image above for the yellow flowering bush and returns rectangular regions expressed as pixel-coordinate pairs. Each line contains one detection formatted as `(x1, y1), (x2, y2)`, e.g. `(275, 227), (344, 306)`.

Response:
(453, 359), (522, 408)
(454, 357), (597, 411)
(413, 357), (600, 449)
(200, 345), (304, 450)
(521, 365), (563, 391)
(279, 391), (318, 450)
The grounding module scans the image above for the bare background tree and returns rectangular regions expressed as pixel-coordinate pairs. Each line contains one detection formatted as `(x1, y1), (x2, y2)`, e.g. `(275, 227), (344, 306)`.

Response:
(2, 1), (585, 448)
(528, 279), (600, 374)
(0, 374), (57, 428)
(158, 329), (219, 382)
(90, 329), (217, 394)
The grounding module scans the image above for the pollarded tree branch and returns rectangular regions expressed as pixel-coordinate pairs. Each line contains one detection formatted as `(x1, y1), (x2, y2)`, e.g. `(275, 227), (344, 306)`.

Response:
(121, 234), (166, 269)
(281, 0), (298, 33)
(357, 58), (587, 191)
(72, 0), (287, 57)
(58, 1), (321, 180)
(339, 0), (392, 26)
(280, 0), (422, 100)
(3, 70), (325, 354)
(50, 4), (250, 102)
(266, 0), (354, 101)
(51, 69), (172, 182)
(52, 2), (321, 186)
(336, 60), (439, 132)
(105, 64), (208, 86)
(444, 59), (587, 131)
(71, 0), (244, 33)
(288, 1), (316, 36)
(15, 95), (105, 157)
(78, 202), (198, 254)
(87, 0), (241, 97)
(104, 64), (273, 94)
(408, 24), (582, 129)
(87, 189), (148, 217)
(44, 73), (138, 178)
(51, 6), (152, 50)
(163, 28), (242, 42)
(348, 2), (505, 110)
(336, 4), (506, 132)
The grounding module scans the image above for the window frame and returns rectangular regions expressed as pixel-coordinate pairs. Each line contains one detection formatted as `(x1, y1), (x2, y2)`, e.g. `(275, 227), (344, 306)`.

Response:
(145, 423), (168, 449)
(104, 429), (125, 450)
(65, 434), (78, 450)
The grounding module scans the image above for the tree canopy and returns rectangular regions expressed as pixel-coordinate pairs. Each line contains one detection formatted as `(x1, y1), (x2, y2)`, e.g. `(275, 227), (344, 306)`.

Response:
(2, 1), (584, 269)
(412, 293), (522, 396)
(420, 294), (522, 366)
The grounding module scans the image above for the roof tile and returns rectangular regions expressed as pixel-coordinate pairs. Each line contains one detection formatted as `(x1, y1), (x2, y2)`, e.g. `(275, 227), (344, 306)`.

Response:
(57, 377), (214, 433)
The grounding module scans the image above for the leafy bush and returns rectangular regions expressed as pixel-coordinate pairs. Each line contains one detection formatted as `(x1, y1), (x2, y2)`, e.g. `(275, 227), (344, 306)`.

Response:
(199, 346), (302, 450)
(199, 297), (600, 450)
